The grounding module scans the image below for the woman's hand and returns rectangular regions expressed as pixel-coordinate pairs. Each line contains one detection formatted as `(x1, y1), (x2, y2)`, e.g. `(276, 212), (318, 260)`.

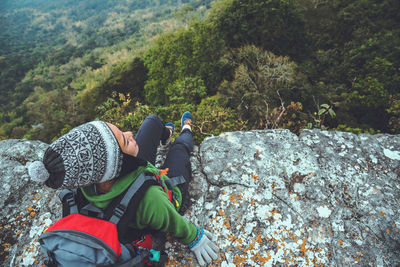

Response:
(189, 229), (219, 266)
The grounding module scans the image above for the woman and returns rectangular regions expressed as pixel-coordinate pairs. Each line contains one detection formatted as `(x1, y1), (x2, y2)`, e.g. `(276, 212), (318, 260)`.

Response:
(28, 112), (219, 266)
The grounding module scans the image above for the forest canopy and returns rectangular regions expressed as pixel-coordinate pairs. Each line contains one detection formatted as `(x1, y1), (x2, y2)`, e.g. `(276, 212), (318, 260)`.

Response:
(0, 0), (399, 143)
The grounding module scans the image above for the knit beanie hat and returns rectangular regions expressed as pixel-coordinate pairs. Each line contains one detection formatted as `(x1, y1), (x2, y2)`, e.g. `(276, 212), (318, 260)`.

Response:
(28, 121), (122, 189)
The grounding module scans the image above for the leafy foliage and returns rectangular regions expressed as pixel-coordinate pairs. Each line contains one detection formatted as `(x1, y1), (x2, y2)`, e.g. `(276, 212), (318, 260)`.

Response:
(1, 0), (399, 144)
(209, 0), (309, 60)
(144, 20), (226, 105)
(166, 77), (207, 104)
(217, 45), (306, 128)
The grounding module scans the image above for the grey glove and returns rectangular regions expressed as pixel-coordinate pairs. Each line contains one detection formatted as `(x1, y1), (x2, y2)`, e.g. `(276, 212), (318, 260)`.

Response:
(189, 229), (219, 266)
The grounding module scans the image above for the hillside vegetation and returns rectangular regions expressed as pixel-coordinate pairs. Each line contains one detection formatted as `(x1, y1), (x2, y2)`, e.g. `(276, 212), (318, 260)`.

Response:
(0, 0), (399, 144)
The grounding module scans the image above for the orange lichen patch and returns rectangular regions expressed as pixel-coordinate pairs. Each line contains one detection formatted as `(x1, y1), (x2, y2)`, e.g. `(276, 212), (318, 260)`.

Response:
(250, 173), (258, 182)
(295, 196), (299, 200)
(344, 261), (349, 265)
(373, 215), (376, 219)
(222, 190), (227, 195)
(251, 252), (271, 265)
(380, 211), (386, 216)
(256, 235), (262, 245)
(354, 257), (360, 262)
(386, 229), (390, 233)
(233, 255), (248, 265)
(166, 257), (180, 266)
(395, 229), (399, 233)
(227, 234), (236, 242)
(271, 208), (279, 215)
(217, 208), (224, 216)
(363, 229), (366, 232)
(223, 219), (230, 229)
(243, 242), (255, 253)
(300, 238), (308, 255)
(338, 240), (343, 246)
(229, 193), (242, 204)
(27, 206), (34, 211)
(374, 188), (378, 193)
(250, 200), (255, 205)
(2, 243), (11, 252)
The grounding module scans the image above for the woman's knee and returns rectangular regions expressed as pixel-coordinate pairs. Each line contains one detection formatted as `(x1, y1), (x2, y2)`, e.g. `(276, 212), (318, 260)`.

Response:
(144, 114), (163, 126)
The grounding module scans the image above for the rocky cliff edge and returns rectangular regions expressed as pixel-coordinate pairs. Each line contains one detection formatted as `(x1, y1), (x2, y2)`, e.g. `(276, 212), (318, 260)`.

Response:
(1, 129), (399, 266)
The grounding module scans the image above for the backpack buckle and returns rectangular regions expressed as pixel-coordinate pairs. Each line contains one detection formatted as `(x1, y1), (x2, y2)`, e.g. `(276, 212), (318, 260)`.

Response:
(66, 194), (76, 208)
(113, 204), (127, 219)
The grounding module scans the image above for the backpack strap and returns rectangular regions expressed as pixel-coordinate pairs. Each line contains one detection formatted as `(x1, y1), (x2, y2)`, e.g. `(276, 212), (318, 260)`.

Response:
(109, 173), (158, 225)
(164, 175), (186, 188)
(59, 189), (79, 214)
(80, 203), (105, 219)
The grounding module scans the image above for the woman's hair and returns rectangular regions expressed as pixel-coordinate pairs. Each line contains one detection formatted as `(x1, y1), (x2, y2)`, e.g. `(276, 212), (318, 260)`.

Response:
(119, 152), (147, 177)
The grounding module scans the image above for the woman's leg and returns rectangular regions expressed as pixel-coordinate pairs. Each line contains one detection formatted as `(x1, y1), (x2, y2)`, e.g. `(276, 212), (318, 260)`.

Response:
(162, 129), (194, 206)
(135, 114), (170, 165)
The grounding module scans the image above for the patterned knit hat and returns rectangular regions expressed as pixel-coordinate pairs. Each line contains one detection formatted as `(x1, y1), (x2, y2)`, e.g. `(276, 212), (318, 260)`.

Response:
(28, 121), (122, 189)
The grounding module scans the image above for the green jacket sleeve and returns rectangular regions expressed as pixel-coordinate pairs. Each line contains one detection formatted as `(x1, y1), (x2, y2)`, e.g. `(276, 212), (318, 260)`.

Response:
(133, 185), (197, 244)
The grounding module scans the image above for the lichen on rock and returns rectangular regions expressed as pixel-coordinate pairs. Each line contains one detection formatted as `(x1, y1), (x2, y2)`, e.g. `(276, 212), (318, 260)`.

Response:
(1, 129), (399, 266)
(166, 129), (400, 266)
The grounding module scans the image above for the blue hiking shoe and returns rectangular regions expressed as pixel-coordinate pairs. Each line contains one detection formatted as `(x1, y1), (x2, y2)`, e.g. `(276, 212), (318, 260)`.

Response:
(181, 111), (193, 133)
(161, 122), (174, 147)
(181, 111), (193, 128)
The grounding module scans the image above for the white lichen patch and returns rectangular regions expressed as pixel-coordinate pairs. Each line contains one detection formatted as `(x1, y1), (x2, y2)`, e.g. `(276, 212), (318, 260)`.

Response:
(317, 206), (332, 218)
(369, 154), (378, 164)
(383, 148), (400, 160)
(294, 183), (306, 194)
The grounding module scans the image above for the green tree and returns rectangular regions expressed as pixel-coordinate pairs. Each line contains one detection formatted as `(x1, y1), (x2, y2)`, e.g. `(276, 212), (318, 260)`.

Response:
(166, 76), (207, 104)
(298, 0), (400, 133)
(144, 20), (226, 105)
(217, 45), (306, 128)
(103, 57), (148, 100)
(209, 0), (309, 60)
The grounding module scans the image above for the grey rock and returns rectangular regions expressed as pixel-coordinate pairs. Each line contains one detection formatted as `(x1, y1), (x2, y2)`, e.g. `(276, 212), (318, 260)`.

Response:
(0, 139), (61, 267)
(166, 130), (400, 266)
(1, 130), (400, 266)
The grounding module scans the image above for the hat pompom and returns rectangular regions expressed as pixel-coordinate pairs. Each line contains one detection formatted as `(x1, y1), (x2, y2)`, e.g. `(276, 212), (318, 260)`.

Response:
(28, 161), (50, 183)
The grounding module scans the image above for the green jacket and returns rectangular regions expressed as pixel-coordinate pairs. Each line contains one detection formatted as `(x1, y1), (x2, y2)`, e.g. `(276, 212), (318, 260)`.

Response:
(81, 162), (197, 244)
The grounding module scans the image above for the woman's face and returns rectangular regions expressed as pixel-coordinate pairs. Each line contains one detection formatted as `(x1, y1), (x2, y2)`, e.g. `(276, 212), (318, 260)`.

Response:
(106, 123), (139, 157)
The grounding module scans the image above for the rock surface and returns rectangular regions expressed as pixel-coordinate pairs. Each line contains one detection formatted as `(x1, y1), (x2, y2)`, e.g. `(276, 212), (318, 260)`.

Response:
(0, 140), (60, 266)
(1, 129), (400, 266)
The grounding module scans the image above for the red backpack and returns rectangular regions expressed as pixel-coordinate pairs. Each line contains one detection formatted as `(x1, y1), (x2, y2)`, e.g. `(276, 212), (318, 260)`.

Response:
(38, 172), (184, 266)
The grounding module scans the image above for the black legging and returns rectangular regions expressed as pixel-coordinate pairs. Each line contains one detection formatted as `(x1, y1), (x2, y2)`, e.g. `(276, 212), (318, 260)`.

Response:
(134, 114), (194, 200)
